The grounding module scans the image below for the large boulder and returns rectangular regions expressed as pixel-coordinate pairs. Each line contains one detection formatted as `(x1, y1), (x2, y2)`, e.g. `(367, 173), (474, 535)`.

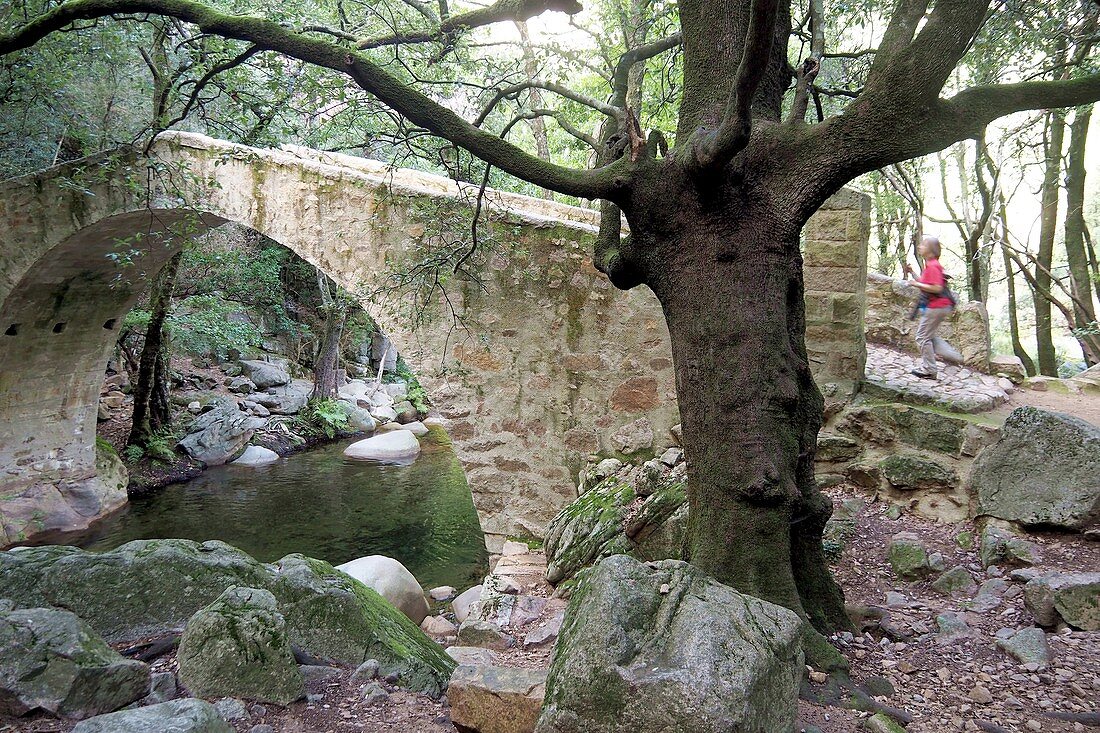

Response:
(970, 407), (1100, 530)
(449, 665), (546, 733)
(177, 403), (265, 466)
(253, 379), (312, 415)
(72, 699), (232, 733)
(0, 541), (455, 697)
(335, 555), (430, 625)
(0, 540), (272, 642)
(343, 431), (421, 462)
(0, 606), (149, 719)
(837, 403), (971, 455)
(535, 556), (803, 733)
(176, 587), (304, 705)
(1023, 572), (1100, 631)
(879, 453), (957, 491)
(238, 359), (291, 389)
(887, 532), (933, 581)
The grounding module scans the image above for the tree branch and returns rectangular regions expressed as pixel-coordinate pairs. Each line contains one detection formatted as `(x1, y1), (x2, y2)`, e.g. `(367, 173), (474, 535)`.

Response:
(864, 0), (928, 89)
(945, 74), (1100, 135)
(356, 0), (582, 50)
(508, 108), (599, 149)
(786, 0), (822, 124)
(691, 0), (780, 171)
(473, 80), (624, 126)
(610, 31), (681, 109)
(0, 0), (625, 199)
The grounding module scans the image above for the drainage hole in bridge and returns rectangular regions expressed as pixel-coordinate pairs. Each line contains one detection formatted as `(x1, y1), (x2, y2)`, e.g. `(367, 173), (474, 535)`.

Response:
(4, 323), (18, 336)
(52, 322), (66, 334)
(103, 318), (117, 330)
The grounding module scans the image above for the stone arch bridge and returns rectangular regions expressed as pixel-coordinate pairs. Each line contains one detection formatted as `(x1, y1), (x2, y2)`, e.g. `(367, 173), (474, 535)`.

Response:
(0, 132), (869, 551)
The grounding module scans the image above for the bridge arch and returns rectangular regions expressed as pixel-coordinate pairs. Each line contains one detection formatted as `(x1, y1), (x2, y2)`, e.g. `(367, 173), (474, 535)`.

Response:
(1, 132), (868, 551)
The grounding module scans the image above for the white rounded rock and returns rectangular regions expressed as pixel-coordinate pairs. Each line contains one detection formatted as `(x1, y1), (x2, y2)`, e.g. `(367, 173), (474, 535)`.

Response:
(336, 555), (430, 624)
(452, 585), (484, 624)
(343, 431), (420, 462)
(230, 445), (279, 466)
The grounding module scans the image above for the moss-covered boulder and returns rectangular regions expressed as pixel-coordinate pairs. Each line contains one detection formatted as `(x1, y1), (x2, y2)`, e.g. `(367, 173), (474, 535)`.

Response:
(879, 453), (957, 491)
(268, 555), (455, 697)
(1024, 572), (1100, 631)
(978, 523), (1041, 569)
(71, 699), (231, 733)
(177, 587), (303, 705)
(815, 433), (861, 463)
(0, 540), (455, 697)
(0, 540), (272, 642)
(545, 477), (635, 585)
(930, 566), (977, 597)
(839, 403), (971, 455)
(535, 555), (803, 733)
(887, 532), (932, 580)
(971, 407), (1100, 531)
(0, 606), (149, 719)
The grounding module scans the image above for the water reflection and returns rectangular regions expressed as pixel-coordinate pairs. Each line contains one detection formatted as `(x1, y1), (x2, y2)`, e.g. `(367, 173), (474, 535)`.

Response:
(58, 427), (488, 590)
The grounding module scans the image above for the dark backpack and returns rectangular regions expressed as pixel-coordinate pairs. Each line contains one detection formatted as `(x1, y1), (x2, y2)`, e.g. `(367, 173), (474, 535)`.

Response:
(941, 273), (958, 307)
(909, 273), (957, 319)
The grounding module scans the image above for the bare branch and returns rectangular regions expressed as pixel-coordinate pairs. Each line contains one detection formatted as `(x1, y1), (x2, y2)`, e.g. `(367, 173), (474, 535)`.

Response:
(160, 45), (263, 133)
(610, 31), (682, 109)
(508, 108), (599, 149)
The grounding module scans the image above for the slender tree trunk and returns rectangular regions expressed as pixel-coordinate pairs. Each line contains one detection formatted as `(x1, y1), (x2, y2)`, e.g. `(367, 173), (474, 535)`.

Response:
(999, 202), (1037, 376)
(129, 252), (182, 447)
(1036, 109), (1067, 375)
(514, 21), (551, 168)
(310, 271), (348, 400)
(1063, 105), (1099, 366)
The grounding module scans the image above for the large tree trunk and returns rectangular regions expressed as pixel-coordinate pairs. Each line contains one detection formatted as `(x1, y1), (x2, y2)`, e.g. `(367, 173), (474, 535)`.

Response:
(129, 252), (182, 447)
(1035, 108), (1066, 376)
(1063, 105), (1099, 366)
(619, 168), (851, 668)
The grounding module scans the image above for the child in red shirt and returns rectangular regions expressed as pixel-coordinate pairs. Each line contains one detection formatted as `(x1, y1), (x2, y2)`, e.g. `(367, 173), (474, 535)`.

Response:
(902, 236), (959, 379)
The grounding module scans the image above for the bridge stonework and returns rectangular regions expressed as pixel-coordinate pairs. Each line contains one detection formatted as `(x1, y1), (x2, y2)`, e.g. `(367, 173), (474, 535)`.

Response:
(0, 133), (869, 551)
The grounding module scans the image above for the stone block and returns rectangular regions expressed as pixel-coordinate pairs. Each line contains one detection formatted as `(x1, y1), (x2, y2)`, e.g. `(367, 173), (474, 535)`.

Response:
(804, 266), (862, 294)
(449, 665), (546, 733)
(831, 293), (865, 326)
(804, 210), (852, 242)
(803, 239), (864, 267)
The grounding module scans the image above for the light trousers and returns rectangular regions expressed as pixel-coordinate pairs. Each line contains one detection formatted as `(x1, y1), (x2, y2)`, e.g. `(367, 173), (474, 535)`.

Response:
(914, 307), (959, 374)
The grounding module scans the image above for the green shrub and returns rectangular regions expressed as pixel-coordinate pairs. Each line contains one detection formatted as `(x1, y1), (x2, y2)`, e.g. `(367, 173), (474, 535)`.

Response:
(299, 399), (351, 439)
(145, 433), (178, 463)
(122, 445), (144, 463)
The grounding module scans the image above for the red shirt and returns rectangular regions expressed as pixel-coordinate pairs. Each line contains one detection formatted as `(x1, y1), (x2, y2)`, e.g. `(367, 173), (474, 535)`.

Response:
(920, 258), (953, 309)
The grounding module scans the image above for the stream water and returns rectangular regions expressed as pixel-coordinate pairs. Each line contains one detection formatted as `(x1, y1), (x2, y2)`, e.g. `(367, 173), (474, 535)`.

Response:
(62, 427), (489, 591)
